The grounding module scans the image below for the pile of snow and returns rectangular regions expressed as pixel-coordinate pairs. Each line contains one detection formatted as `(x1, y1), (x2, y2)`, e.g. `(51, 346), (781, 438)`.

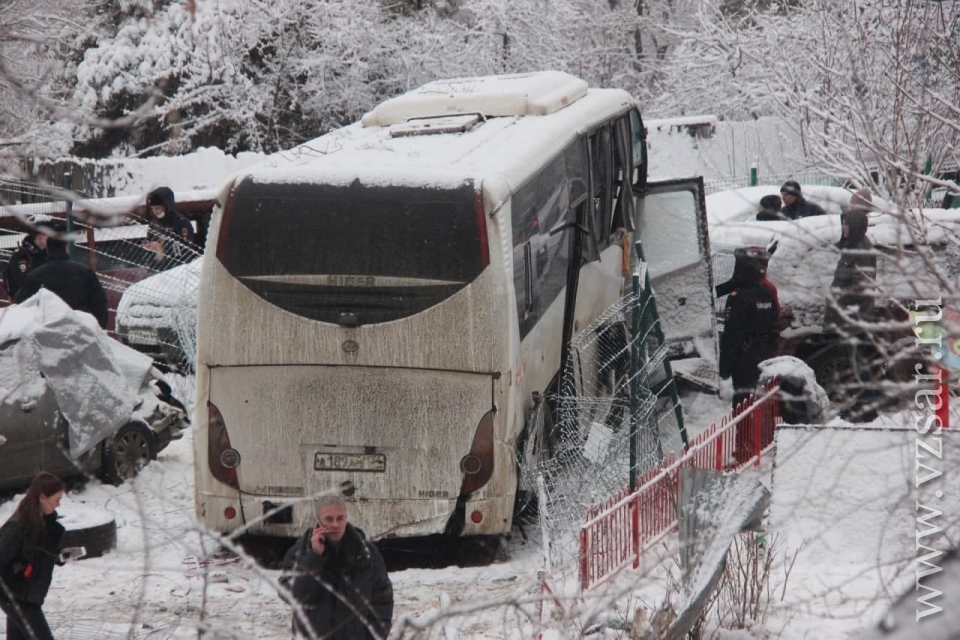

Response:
(770, 425), (960, 635)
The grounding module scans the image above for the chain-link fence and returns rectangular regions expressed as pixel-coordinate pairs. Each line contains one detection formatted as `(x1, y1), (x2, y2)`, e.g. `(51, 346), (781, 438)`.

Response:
(1, 179), (202, 380)
(703, 169), (843, 195)
(518, 281), (687, 582)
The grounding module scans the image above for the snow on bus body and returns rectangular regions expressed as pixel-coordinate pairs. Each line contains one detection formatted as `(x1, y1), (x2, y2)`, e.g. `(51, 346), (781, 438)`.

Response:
(0, 290), (189, 489)
(194, 71), (660, 540)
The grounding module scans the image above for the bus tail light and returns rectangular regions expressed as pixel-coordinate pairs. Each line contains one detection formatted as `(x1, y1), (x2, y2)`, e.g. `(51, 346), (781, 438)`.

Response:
(460, 410), (495, 496)
(208, 401), (240, 490)
(475, 189), (490, 268)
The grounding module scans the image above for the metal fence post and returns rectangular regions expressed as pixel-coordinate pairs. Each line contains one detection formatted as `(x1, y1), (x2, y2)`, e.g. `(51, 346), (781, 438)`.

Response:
(749, 165), (758, 186)
(629, 270), (641, 492)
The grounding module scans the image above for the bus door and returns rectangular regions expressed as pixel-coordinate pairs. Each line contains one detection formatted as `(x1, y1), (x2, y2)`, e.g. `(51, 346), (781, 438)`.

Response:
(634, 177), (715, 358)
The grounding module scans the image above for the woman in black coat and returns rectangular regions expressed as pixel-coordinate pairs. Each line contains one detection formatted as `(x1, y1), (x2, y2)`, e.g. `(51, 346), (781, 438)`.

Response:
(0, 473), (68, 640)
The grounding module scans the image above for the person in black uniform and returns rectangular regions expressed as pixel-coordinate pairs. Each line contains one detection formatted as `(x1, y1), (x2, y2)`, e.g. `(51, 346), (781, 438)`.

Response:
(717, 246), (781, 409)
(0, 473), (73, 640)
(2, 216), (53, 301)
(14, 221), (109, 329)
(143, 187), (198, 270)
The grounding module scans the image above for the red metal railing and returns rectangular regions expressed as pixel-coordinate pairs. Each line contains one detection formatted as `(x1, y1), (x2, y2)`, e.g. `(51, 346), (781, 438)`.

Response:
(579, 381), (780, 590)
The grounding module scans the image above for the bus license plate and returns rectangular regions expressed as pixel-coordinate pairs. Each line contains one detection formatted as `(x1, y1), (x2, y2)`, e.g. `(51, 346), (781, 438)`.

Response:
(314, 452), (386, 472)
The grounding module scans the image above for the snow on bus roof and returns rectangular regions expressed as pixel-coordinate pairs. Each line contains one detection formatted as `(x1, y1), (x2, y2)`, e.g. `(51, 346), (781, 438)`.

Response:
(241, 87), (634, 202)
(360, 71), (589, 127)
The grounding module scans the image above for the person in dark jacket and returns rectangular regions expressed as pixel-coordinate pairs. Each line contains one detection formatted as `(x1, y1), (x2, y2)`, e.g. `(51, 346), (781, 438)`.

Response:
(280, 495), (393, 639)
(143, 187), (198, 270)
(823, 206), (880, 421)
(718, 246), (781, 409)
(779, 180), (827, 219)
(755, 194), (783, 221)
(2, 216), (53, 301)
(0, 473), (72, 640)
(824, 207), (876, 330)
(14, 225), (109, 329)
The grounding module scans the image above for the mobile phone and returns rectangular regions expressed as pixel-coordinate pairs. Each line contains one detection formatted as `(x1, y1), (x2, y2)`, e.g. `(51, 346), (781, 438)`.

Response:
(59, 547), (87, 563)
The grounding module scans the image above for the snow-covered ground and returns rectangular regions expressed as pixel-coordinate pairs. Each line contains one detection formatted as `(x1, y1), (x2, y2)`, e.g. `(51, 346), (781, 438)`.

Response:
(0, 428), (551, 639)
(2, 383), (956, 639)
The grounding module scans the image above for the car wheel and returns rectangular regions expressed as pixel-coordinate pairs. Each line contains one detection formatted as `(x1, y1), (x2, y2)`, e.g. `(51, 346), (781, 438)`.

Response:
(100, 422), (157, 485)
(810, 354), (853, 401)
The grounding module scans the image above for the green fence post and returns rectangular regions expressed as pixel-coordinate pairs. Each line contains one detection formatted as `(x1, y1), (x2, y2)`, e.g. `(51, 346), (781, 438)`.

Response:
(749, 166), (758, 187)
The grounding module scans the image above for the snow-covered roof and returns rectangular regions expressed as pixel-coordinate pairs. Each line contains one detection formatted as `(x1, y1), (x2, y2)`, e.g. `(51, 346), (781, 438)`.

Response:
(240, 78), (635, 206)
(645, 114), (718, 130)
(360, 71), (589, 127)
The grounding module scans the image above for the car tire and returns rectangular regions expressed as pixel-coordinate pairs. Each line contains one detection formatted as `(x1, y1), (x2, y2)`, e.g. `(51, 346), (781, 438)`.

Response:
(99, 421), (158, 486)
(811, 354), (849, 395)
(59, 508), (117, 558)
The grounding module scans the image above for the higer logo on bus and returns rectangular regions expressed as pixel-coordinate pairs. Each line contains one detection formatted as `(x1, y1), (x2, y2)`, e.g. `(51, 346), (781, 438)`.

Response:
(327, 275), (376, 287)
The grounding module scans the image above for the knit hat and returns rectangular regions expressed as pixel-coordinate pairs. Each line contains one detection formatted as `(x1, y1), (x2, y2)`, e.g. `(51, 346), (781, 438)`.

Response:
(780, 180), (801, 196)
(759, 195), (782, 211)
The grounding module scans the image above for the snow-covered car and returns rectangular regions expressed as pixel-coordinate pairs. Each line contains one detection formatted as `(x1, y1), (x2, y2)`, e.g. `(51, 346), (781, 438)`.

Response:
(0, 290), (189, 488)
(707, 184), (959, 386)
(115, 257), (201, 370)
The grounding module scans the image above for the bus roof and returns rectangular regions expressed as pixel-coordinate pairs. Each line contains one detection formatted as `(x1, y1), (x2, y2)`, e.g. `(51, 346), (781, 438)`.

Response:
(239, 72), (636, 206)
(360, 71), (589, 127)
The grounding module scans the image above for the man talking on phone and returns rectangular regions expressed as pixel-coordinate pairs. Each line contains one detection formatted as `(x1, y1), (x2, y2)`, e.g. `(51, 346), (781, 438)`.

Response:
(280, 494), (393, 639)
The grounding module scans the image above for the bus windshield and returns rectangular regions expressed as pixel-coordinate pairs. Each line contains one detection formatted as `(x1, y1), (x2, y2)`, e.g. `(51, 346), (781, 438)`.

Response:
(218, 179), (484, 325)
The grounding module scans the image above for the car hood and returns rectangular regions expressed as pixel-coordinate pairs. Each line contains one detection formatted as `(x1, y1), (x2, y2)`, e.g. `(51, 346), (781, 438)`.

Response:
(0, 290), (155, 458)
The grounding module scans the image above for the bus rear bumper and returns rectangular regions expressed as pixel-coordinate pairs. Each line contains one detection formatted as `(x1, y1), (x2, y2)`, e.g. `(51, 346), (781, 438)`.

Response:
(203, 492), (516, 540)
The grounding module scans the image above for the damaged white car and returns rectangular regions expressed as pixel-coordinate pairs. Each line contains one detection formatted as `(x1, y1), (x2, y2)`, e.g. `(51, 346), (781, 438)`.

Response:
(0, 290), (189, 488)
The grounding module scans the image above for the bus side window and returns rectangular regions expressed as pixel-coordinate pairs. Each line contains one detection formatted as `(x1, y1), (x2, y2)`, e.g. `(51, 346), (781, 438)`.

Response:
(587, 127), (614, 259)
(610, 116), (636, 234)
(629, 110), (647, 189)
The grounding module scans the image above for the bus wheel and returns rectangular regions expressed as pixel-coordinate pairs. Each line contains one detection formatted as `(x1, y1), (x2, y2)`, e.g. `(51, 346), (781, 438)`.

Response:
(514, 394), (555, 520)
(454, 535), (503, 567)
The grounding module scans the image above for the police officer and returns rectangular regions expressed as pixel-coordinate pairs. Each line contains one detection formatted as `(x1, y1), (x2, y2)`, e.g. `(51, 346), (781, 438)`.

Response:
(717, 246), (781, 409)
(2, 215), (52, 301)
(14, 220), (109, 329)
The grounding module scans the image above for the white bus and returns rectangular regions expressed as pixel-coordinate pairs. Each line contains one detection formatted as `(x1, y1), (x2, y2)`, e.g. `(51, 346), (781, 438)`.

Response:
(194, 71), (713, 541)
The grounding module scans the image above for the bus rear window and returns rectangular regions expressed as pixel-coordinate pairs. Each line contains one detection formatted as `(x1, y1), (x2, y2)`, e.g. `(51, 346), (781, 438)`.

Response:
(217, 180), (485, 324)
